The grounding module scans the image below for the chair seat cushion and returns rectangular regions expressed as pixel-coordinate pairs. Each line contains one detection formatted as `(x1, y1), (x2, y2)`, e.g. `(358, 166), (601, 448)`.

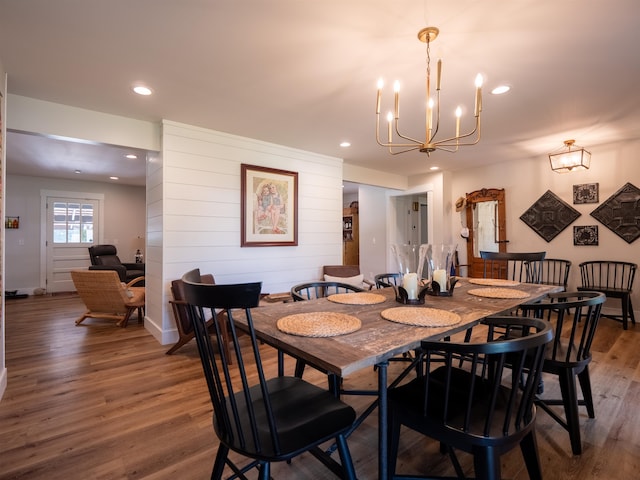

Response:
(389, 366), (530, 445)
(218, 376), (355, 459)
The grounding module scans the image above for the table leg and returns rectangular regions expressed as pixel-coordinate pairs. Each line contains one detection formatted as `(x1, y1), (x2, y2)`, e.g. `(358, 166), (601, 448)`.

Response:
(377, 360), (388, 480)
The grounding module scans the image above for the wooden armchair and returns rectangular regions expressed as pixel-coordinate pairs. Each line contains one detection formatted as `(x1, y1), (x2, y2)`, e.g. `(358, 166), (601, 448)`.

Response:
(322, 265), (374, 290)
(71, 270), (145, 327)
(167, 273), (228, 355)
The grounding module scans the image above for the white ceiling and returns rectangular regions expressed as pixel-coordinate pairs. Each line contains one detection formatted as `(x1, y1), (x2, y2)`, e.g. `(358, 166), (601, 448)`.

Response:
(1, 0), (639, 187)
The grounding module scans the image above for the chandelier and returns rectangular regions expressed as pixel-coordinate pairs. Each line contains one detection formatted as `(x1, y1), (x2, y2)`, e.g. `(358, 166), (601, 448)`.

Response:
(548, 139), (591, 173)
(376, 27), (483, 156)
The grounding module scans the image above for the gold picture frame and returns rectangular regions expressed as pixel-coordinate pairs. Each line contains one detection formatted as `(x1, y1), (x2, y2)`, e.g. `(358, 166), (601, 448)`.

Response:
(241, 164), (298, 247)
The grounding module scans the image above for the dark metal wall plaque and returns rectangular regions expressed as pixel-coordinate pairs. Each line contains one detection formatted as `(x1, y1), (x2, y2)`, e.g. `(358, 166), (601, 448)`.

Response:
(573, 183), (599, 204)
(590, 182), (640, 244)
(520, 190), (581, 242)
(574, 225), (599, 246)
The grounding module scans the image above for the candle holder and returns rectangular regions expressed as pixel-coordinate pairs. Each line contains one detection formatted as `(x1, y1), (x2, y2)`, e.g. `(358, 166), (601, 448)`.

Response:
(424, 243), (457, 297)
(394, 284), (430, 305)
(423, 276), (458, 296)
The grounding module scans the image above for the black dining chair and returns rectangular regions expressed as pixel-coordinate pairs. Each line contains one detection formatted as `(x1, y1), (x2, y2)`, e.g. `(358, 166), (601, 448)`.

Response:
(519, 291), (606, 455)
(290, 281), (363, 301)
(181, 269), (357, 480)
(374, 272), (403, 289)
(480, 251), (546, 283)
(387, 316), (553, 480)
(537, 258), (572, 291)
(578, 260), (636, 329)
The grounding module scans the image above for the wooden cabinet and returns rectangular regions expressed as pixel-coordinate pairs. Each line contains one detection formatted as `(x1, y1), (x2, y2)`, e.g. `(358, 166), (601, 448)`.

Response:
(343, 208), (359, 265)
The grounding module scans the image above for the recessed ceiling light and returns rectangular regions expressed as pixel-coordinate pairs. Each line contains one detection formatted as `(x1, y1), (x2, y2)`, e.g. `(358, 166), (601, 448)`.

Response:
(340, 141), (351, 148)
(491, 85), (511, 95)
(125, 154), (138, 159)
(110, 176), (119, 180)
(430, 166), (439, 171)
(132, 85), (153, 96)
(74, 169), (82, 174)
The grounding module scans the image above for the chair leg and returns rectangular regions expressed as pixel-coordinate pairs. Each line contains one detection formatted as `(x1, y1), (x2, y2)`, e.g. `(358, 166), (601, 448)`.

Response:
(335, 433), (357, 480)
(621, 295), (629, 330)
(628, 297), (636, 325)
(520, 429), (543, 480)
(473, 446), (501, 480)
(117, 307), (136, 327)
(577, 366), (595, 418)
(210, 445), (229, 480)
(257, 461), (270, 480)
(558, 368), (583, 455)
(294, 359), (306, 378)
(165, 333), (195, 355)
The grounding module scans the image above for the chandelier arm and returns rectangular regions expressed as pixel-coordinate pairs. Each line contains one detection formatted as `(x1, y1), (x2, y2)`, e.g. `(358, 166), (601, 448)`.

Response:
(376, 114), (422, 148)
(387, 146), (423, 155)
(432, 117), (481, 146)
(394, 119), (423, 145)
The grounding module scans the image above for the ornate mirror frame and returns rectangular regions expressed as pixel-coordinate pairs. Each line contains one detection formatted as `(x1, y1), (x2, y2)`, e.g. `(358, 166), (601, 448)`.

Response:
(464, 188), (507, 278)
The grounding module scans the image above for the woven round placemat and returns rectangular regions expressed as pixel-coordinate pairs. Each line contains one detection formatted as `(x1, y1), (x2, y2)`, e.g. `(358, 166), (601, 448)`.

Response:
(380, 307), (461, 327)
(468, 278), (520, 287)
(468, 287), (530, 299)
(328, 292), (386, 305)
(277, 312), (362, 337)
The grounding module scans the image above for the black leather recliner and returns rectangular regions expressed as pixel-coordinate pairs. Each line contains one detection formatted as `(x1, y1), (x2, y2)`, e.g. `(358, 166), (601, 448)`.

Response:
(88, 244), (145, 283)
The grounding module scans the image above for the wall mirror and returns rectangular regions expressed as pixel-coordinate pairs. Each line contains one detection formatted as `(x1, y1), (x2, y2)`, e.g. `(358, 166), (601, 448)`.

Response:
(464, 188), (506, 278)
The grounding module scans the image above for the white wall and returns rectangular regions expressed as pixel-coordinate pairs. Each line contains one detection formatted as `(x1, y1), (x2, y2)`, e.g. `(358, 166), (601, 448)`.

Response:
(357, 184), (390, 283)
(449, 140), (640, 317)
(144, 121), (345, 345)
(4, 174), (146, 292)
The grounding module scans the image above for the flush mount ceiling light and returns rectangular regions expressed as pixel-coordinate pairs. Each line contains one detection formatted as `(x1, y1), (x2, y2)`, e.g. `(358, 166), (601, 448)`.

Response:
(132, 85), (152, 96)
(548, 139), (591, 173)
(376, 26), (483, 156)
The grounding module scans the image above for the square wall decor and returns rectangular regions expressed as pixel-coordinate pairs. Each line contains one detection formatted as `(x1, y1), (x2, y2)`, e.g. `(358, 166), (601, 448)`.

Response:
(590, 182), (640, 244)
(574, 225), (598, 246)
(573, 183), (599, 204)
(520, 190), (581, 242)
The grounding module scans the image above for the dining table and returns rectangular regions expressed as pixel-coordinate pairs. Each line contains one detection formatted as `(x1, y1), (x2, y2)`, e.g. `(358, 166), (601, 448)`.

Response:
(240, 278), (563, 480)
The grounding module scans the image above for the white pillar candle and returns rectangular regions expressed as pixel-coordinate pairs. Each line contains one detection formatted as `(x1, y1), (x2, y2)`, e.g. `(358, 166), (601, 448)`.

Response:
(403, 273), (418, 300)
(433, 269), (447, 292)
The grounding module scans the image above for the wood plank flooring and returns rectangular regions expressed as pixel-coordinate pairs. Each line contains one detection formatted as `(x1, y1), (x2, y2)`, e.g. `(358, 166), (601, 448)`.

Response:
(1, 294), (639, 479)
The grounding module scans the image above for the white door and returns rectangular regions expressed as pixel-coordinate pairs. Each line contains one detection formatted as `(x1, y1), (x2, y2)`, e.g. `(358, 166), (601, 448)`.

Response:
(45, 195), (102, 293)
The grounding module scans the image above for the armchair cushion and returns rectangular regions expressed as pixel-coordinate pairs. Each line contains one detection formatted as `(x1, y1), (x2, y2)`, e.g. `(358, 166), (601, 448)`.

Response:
(324, 273), (364, 289)
(88, 244), (145, 283)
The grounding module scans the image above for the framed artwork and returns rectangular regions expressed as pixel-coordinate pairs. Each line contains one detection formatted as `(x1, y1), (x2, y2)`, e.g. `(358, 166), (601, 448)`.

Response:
(590, 182), (640, 244)
(519, 190), (581, 242)
(573, 183), (599, 204)
(241, 164), (298, 247)
(574, 225), (598, 246)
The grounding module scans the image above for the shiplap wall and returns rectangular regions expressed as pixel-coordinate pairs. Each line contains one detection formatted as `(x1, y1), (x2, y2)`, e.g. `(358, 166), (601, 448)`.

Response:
(145, 120), (344, 344)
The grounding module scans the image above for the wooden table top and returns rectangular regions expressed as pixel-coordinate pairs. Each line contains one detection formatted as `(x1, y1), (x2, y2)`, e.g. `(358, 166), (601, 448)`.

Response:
(243, 279), (562, 377)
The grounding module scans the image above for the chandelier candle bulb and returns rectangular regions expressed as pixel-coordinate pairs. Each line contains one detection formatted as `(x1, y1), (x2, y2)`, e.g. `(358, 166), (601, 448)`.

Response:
(387, 112), (393, 142)
(436, 59), (442, 90)
(474, 74), (483, 117)
(402, 273), (419, 300)
(376, 79), (383, 113)
(394, 81), (400, 118)
(455, 106), (462, 137)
